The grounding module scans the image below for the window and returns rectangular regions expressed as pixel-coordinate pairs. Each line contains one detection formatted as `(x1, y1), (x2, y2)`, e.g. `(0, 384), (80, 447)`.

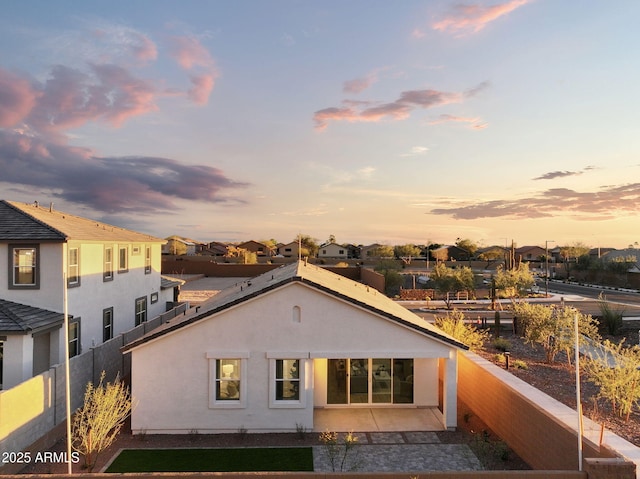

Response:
(103, 307), (113, 342)
(67, 247), (80, 287)
(135, 297), (147, 326)
(104, 246), (113, 281)
(118, 246), (128, 273)
(215, 359), (241, 400)
(268, 354), (306, 408)
(150, 292), (158, 304)
(68, 320), (80, 358)
(206, 352), (248, 408)
(9, 245), (39, 288)
(145, 246), (151, 274)
(276, 359), (300, 400)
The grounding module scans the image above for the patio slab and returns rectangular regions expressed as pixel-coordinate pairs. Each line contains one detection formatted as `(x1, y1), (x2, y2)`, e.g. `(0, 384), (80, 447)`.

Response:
(313, 407), (444, 433)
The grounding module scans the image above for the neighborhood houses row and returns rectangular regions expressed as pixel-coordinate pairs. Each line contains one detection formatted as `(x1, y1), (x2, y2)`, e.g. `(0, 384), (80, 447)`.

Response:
(165, 236), (634, 266)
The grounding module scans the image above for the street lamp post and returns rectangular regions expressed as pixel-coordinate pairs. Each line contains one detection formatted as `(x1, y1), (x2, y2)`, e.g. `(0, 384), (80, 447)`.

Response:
(545, 240), (555, 298)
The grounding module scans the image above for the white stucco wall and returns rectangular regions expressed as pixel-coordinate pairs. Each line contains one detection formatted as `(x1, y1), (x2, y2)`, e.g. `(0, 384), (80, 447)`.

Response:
(130, 281), (457, 434)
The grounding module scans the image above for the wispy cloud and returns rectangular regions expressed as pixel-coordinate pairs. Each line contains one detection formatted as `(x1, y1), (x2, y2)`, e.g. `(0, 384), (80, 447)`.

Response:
(430, 183), (640, 220)
(428, 114), (488, 129)
(432, 0), (530, 36)
(533, 166), (595, 180)
(0, 23), (243, 214)
(314, 82), (487, 131)
(400, 146), (429, 157)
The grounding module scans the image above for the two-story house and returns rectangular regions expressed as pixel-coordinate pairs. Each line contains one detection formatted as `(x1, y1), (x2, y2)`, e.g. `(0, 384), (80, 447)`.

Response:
(0, 200), (169, 389)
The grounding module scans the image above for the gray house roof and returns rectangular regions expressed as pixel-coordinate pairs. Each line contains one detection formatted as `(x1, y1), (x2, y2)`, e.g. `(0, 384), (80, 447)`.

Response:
(0, 299), (65, 334)
(0, 200), (164, 243)
(123, 261), (467, 352)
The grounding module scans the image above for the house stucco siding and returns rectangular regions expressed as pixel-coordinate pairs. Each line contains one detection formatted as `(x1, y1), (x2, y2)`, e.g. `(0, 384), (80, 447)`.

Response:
(130, 282), (456, 433)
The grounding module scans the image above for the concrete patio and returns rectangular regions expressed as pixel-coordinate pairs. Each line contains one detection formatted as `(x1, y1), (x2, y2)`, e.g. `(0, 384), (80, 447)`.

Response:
(313, 407), (444, 432)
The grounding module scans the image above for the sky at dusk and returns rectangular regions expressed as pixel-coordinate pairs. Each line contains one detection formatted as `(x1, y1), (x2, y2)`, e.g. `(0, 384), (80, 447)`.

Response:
(1, 1), (639, 249)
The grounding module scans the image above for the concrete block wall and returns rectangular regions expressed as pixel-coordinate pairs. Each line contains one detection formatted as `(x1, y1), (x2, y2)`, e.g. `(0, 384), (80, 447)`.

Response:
(458, 351), (627, 471)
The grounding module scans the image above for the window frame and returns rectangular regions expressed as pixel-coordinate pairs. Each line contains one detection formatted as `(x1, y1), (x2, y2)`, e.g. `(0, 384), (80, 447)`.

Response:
(267, 353), (306, 409)
(67, 246), (80, 287)
(206, 352), (249, 408)
(68, 319), (81, 358)
(118, 245), (128, 274)
(8, 244), (40, 289)
(104, 246), (114, 281)
(134, 296), (147, 326)
(144, 245), (152, 274)
(103, 307), (113, 342)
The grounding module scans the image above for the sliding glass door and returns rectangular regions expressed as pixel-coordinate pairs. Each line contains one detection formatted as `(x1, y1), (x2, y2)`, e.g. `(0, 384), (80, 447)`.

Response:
(327, 358), (413, 405)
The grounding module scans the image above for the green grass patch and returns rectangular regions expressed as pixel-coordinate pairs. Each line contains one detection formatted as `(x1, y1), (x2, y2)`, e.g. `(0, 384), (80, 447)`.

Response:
(105, 447), (314, 473)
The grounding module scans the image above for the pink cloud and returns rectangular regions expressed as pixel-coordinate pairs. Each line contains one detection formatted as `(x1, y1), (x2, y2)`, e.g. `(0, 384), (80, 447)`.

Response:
(343, 75), (376, 94)
(0, 69), (39, 127)
(432, 0), (529, 36)
(188, 73), (216, 105)
(130, 32), (158, 62)
(168, 35), (215, 70)
(27, 64), (157, 131)
(314, 85), (480, 130)
(429, 113), (487, 129)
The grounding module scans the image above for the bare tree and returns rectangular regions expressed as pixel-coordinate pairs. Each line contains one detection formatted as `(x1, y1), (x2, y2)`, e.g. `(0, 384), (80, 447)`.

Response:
(72, 372), (133, 471)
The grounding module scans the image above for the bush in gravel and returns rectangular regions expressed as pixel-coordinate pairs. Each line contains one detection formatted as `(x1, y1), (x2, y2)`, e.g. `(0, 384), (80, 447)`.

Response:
(493, 338), (511, 352)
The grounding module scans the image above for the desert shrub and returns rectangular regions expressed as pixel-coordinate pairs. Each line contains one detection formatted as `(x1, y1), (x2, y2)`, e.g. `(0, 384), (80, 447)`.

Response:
(493, 337), (511, 352)
(434, 309), (489, 351)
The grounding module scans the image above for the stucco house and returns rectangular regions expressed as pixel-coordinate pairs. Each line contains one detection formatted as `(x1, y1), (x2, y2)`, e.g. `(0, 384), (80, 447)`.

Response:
(0, 200), (170, 390)
(124, 261), (467, 434)
(317, 242), (349, 259)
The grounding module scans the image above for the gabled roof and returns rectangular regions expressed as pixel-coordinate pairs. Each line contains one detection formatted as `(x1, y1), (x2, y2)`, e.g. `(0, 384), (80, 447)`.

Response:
(161, 275), (185, 290)
(123, 261), (467, 352)
(0, 299), (65, 334)
(1, 200), (164, 243)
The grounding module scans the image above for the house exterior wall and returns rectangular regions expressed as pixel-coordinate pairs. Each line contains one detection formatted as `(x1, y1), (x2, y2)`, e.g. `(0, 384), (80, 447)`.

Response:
(318, 243), (348, 259)
(1, 240), (164, 388)
(130, 282), (456, 434)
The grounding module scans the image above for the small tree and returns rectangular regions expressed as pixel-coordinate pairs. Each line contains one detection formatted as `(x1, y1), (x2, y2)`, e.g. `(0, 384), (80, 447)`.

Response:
(493, 262), (535, 300)
(374, 260), (403, 297)
(512, 303), (599, 363)
(583, 340), (640, 422)
(430, 263), (475, 308)
(72, 372), (133, 471)
(434, 309), (489, 351)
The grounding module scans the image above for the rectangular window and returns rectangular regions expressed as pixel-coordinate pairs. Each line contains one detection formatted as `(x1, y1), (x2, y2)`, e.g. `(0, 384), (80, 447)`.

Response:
(118, 246), (128, 273)
(10, 246), (39, 288)
(215, 359), (241, 401)
(150, 292), (158, 304)
(104, 246), (113, 281)
(135, 297), (147, 326)
(67, 247), (80, 287)
(103, 307), (113, 342)
(145, 245), (151, 274)
(207, 353), (248, 408)
(68, 320), (80, 358)
(275, 359), (300, 400)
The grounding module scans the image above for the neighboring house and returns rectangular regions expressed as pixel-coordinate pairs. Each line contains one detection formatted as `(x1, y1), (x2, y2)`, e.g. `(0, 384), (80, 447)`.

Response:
(202, 242), (230, 258)
(163, 237), (197, 256)
(317, 242), (349, 259)
(515, 246), (546, 262)
(237, 240), (272, 257)
(0, 200), (170, 390)
(277, 241), (302, 258)
(124, 261), (466, 434)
